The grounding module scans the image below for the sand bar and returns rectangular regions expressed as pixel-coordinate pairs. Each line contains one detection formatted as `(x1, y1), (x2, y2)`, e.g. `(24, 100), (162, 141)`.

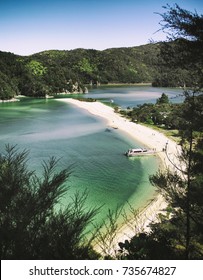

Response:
(57, 98), (181, 253)
(58, 98), (180, 168)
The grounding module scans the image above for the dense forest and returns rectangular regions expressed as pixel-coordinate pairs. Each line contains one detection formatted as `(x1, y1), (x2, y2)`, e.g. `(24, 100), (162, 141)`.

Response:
(0, 39), (200, 100)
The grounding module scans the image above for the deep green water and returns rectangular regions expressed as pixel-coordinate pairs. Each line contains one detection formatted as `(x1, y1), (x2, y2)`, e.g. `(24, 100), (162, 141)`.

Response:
(0, 86), (182, 225)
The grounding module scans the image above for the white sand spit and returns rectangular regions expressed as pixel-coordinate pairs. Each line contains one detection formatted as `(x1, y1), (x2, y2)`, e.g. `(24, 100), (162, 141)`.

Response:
(57, 98), (181, 254)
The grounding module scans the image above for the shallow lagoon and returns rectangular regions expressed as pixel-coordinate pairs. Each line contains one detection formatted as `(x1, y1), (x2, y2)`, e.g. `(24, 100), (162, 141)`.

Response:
(0, 86), (182, 225)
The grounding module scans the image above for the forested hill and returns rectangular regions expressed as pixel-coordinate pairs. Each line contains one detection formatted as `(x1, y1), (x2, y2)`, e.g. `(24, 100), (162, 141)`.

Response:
(0, 41), (196, 100)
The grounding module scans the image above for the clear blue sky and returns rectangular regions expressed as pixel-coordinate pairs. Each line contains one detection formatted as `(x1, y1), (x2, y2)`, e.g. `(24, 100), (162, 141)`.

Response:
(0, 0), (202, 55)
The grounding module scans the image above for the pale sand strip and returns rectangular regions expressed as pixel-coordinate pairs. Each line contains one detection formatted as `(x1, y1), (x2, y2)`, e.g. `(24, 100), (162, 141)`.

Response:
(57, 98), (181, 253)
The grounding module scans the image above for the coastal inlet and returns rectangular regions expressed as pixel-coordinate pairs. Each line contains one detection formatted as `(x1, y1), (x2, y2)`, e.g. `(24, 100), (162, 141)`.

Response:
(0, 97), (159, 225)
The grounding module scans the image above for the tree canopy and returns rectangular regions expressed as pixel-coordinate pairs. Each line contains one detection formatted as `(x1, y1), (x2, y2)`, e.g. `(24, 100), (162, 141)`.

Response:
(153, 4), (203, 88)
(117, 4), (203, 260)
(0, 145), (99, 259)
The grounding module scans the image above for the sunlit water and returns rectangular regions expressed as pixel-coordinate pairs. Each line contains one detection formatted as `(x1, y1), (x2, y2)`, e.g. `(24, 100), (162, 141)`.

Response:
(0, 86), (183, 227)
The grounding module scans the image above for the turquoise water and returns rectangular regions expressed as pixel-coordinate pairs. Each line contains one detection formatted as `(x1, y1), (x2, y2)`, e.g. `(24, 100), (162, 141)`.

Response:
(0, 86), (182, 226)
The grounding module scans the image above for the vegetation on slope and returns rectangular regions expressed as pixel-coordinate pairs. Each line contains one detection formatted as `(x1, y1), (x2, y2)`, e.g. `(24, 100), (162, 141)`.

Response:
(0, 39), (200, 100)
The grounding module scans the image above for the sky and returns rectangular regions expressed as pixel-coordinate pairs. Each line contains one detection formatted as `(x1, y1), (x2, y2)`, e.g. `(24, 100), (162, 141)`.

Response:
(0, 0), (202, 56)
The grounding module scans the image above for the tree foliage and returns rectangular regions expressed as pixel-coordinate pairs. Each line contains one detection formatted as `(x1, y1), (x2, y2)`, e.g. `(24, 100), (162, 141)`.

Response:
(124, 93), (181, 129)
(118, 5), (203, 260)
(0, 145), (99, 259)
(26, 60), (47, 76)
(154, 4), (203, 88)
(158, 4), (203, 42)
(156, 93), (169, 104)
(119, 91), (203, 260)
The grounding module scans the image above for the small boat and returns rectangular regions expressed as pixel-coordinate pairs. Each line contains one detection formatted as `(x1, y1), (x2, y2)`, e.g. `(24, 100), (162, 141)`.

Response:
(125, 148), (155, 157)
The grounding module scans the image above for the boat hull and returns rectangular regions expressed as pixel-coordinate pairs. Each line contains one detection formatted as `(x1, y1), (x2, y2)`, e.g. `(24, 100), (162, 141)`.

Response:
(125, 148), (156, 157)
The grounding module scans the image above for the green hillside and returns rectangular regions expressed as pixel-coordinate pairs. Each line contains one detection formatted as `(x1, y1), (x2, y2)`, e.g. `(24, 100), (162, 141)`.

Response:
(0, 41), (197, 100)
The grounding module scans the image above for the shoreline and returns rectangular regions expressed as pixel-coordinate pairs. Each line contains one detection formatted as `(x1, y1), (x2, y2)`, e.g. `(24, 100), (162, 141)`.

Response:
(57, 98), (181, 254)
(97, 82), (152, 87)
(0, 97), (20, 103)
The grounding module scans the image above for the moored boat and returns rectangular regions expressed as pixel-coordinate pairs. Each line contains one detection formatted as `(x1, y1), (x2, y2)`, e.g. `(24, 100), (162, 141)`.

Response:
(125, 148), (155, 157)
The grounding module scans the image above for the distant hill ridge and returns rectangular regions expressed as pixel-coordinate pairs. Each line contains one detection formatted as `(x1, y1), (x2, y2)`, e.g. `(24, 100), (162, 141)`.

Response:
(0, 41), (195, 100)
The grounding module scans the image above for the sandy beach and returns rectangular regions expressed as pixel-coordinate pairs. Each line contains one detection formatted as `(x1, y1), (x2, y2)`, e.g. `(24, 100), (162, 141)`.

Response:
(57, 98), (181, 254)
(0, 98), (20, 103)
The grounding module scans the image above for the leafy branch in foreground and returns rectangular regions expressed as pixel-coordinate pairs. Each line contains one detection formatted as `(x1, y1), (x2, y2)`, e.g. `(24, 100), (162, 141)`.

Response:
(117, 4), (203, 260)
(0, 145), (100, 260)
(118, 92), (203, 260)
(93, 207), (123, 258)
